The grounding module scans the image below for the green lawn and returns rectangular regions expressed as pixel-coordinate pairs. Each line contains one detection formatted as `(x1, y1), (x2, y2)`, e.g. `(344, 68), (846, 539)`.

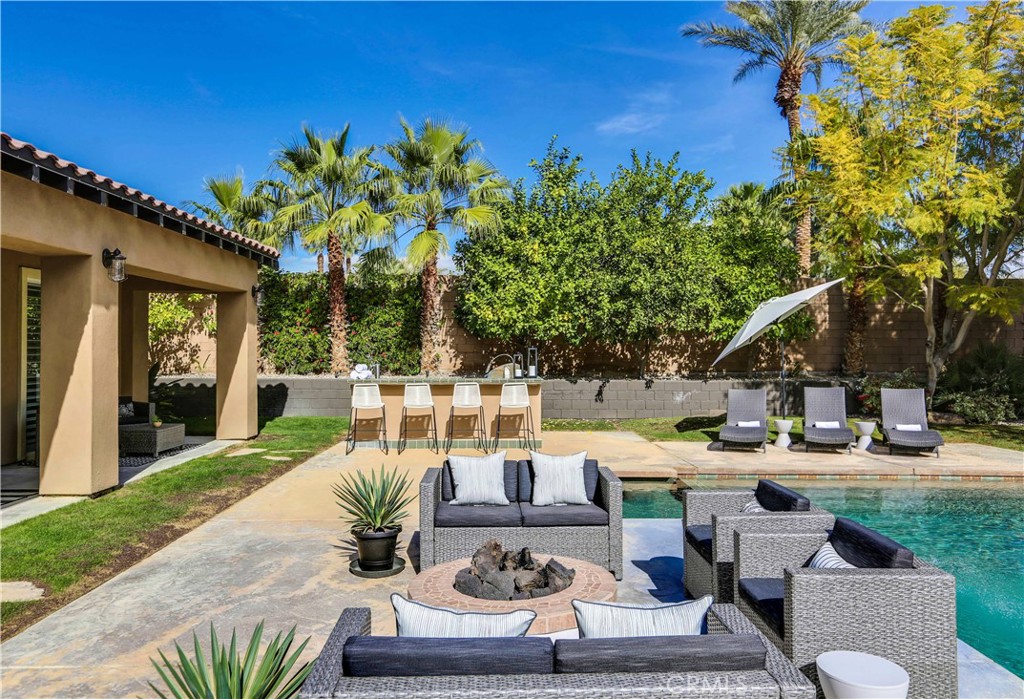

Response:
(541, 418), (617, 432)
(0, 416), (348, 638)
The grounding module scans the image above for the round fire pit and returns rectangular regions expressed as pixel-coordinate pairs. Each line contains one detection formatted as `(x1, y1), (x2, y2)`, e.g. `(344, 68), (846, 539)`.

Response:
(408, 554), (616, 634)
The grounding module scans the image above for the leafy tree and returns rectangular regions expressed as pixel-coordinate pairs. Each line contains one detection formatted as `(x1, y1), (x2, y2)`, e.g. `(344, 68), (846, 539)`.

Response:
(596, 152), (714, 375)
(807, 1), (1024, 397)
(271, 125), (393, 374)
(381, 118), (510, 374)
(185, 173), (279, 242)
(681, 0), (871, 272)
(454, 141), (604, 348)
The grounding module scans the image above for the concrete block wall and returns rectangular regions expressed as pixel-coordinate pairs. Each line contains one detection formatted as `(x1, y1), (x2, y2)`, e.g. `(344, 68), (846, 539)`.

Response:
(158, 377), (351, 418)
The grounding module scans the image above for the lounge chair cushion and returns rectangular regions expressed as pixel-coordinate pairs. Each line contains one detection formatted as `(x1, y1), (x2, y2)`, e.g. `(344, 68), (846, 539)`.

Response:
(719, 425), (767, 444)
(520, 502), (608, 527)
(804, 425), (855, 445)
(754, 480), (811, 512)
(434, 502), (522, 528)
(553, 635), (766, 674)
(814, 421), (841, 429)
(738, 577), (785, 640)
(684, 524), (714, 563)
(442, 459), (518, 503)
(518, 458), (599, 503)
(446, 452), (510, 506)
(884, 428), (944, 448)
(828, 517), (915, 569)
(343, 636), (553, 676)
(895, 424), (922, 431)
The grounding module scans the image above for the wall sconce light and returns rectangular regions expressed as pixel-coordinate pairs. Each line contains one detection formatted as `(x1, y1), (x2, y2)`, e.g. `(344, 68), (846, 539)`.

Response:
(102, 248), (126, 282)
(251, 284), (264, 306)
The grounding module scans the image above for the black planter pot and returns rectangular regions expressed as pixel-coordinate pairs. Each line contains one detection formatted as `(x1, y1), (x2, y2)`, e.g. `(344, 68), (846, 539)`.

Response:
(353, 527), (400, 571)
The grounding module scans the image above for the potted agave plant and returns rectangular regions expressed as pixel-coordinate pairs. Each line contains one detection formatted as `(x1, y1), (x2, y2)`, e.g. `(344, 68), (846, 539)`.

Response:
(332, 466), (415, 571)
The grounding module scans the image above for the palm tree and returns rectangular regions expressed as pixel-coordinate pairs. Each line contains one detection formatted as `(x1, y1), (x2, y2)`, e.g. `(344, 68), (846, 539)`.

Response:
(381, 118), (510, 374)
(682, 0), (870, 272)
(272, 125), (393, 374)
(185, 174), (279, 241)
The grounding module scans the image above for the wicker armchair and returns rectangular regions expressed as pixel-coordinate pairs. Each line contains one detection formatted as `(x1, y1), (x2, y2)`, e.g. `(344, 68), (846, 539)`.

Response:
(718, 389), (769, 452)
(802, 387), (855, 454)
(880, 388), (944, 456)
(683, 482), (834, 603)
(733, 524), (957, 699)
(300, 605), (816, 699)
(419, 459), (623, 579)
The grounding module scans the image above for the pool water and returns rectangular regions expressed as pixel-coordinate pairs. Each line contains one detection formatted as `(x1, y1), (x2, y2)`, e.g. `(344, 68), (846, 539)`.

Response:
(623, 480), (1024, 679)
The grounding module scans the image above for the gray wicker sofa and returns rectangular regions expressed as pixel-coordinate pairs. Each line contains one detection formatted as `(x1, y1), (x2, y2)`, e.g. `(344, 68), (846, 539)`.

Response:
(299, 605), (816, 699)
(419, 458), (623, 579)
(733, 517), (957, 699)
(683, 481), (834, 603)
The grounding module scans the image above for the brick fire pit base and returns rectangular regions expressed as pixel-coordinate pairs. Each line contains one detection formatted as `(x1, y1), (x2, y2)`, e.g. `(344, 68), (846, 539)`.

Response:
(407, 554), (617, 634)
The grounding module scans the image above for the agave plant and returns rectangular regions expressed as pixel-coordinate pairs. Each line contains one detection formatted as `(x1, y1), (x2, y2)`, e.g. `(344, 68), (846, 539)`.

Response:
(148, 622), (311, 699)
(332, 465), (415, 533)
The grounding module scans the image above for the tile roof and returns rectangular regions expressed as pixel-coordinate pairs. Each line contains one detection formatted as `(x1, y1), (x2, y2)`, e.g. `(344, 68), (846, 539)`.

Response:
(1, 133), (279, 259)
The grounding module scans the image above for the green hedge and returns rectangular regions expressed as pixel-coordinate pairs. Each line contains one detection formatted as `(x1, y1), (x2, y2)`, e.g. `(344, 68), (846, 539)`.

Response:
(257, 268), (420, 375)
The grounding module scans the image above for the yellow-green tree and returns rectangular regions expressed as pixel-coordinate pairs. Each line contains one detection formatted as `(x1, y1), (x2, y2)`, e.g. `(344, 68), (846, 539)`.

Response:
(808, 1), (1024, 397)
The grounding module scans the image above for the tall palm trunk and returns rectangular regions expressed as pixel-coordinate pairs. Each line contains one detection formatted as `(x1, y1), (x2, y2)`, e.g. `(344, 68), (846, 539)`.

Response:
(777, 69), (812, 275)
(317, 252), (324, 273)
(845, 268), (867, 374)
(326, 232), (349, 374)
(420, 248), (442, 374)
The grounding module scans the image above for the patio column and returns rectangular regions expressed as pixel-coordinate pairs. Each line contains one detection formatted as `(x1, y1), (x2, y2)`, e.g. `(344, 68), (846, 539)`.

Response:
(216, 291), (257, 439)
(118, 289), (149, 401)
(39, 254), (120, 496)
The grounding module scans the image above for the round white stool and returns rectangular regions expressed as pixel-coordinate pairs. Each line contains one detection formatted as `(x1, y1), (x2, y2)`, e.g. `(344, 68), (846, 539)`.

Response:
(816, 650), (909, 699)
(774, 419), (794, 449)
(854, 421), (877, 451)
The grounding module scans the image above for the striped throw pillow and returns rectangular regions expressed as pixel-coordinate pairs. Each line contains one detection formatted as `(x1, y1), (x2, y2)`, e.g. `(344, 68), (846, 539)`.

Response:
(529, 451), (589, 506)
(391, 594), (536, 637)
(741, 499), (766, 514)
(808, 542), (856, 569)
(448, 451), (509, 505)
(571, 596), (713, 638)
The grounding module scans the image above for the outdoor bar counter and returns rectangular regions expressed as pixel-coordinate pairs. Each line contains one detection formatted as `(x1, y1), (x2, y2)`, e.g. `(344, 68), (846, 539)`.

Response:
(348, 377), (543, 449)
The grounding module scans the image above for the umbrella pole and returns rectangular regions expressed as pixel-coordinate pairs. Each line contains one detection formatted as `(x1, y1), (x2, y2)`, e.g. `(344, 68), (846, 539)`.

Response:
(779, 336), (787, 420)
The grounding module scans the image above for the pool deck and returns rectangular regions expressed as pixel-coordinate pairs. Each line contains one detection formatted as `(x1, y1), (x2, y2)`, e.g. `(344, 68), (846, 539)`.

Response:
(1, 433), (1020, 697)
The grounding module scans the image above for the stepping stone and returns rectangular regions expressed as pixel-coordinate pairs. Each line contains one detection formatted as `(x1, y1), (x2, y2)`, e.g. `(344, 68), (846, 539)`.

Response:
(1, 581), (45, 602)
(226, 448), (267, 457)
(263, 456), (291, 462)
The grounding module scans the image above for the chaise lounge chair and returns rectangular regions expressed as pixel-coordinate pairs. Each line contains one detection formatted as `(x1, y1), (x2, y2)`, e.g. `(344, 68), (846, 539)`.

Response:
(802, 387), (855, 454)
(880, 388), (944, 457)
(718, 388), (768, 452)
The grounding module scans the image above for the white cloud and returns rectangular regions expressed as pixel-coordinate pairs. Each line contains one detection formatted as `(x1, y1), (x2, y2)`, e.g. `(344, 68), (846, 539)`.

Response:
(596, 84), (675, 136)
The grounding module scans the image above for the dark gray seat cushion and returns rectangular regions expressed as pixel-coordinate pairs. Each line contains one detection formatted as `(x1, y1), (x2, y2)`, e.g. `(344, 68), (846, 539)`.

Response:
(719, 425), (767, 444)
(518, 459), (599, 503)
(554, 634), (766, 674)
(685, 524), (714, 564)
(441, 459), (519, 503)
(829, 517), (915, 569)
(343, 636), (554, 677)
(519, 502), (609, 527)
(883, 428), (944, 448)
(755, 480), (810, 512)
(804, 425), (855, 444)
(738, 577), (785, 640)
(434, 502), (523, 528)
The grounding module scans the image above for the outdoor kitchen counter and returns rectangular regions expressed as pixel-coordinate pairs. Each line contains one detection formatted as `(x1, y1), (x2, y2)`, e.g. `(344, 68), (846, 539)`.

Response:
(347, 377), (542, 449)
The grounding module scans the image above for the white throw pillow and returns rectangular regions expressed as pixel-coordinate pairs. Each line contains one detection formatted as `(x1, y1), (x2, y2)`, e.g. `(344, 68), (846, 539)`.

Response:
(808, 542), (856, 569)
(815, 421), (841, 429)
(895, 424), (922, 432)
(391, 594), (535, 637)
(448, 451), (509, 505)
(741, 499), (766, 514)
(736, 420), (761, 428)
(529, 450), (589, 506)
(572, 596), (714, 638)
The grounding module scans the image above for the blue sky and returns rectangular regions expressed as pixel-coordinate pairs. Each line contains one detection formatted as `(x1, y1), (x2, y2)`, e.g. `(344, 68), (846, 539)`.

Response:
(3, 1), (928, 271)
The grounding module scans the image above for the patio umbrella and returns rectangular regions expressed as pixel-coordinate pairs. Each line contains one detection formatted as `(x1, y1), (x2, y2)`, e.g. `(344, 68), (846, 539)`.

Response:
(711, 278), (844, 418)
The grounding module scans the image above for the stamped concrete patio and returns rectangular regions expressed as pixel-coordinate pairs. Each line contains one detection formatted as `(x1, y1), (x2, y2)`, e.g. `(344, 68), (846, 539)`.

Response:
(0, 432), (1020, 698)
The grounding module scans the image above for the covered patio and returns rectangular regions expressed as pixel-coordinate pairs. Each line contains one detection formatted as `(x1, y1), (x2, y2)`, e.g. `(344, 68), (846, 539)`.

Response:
(0, 133), (278, 497)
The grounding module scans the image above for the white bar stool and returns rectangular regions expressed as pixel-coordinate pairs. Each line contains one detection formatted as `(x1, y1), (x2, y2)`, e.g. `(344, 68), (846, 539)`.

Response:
(347, 384), (388, 454)
(445, 383), (487, 453)
(400, 383), (438, 454)
(494, 382), (536, 451)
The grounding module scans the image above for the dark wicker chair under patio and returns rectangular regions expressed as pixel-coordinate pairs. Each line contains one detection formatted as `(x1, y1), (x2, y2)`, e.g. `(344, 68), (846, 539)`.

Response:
(880, 388), (944, 457)
(718, 389), (768, 452)
(802, 387), (855, 454)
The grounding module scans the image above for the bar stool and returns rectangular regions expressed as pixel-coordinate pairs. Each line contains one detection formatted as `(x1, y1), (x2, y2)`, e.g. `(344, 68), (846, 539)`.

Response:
(399, 383), (438, 454)
(347, 384), (388, 454)
(445, 382), (487, 453)
(494, 382), (536, 451)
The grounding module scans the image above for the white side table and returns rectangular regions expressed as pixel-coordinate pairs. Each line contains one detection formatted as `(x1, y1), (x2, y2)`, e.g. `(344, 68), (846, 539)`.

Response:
(816, 650), (909, 699)
(854, 421), (877, 451)
(774, 419), (794, 449)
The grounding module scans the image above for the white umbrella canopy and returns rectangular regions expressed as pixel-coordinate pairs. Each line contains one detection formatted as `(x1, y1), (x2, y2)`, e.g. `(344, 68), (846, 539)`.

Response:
(712, 278), (845, 367)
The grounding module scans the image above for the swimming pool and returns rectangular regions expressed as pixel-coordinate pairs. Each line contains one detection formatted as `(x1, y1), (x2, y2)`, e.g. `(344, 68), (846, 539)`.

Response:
(623, 479), (1024, 679)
